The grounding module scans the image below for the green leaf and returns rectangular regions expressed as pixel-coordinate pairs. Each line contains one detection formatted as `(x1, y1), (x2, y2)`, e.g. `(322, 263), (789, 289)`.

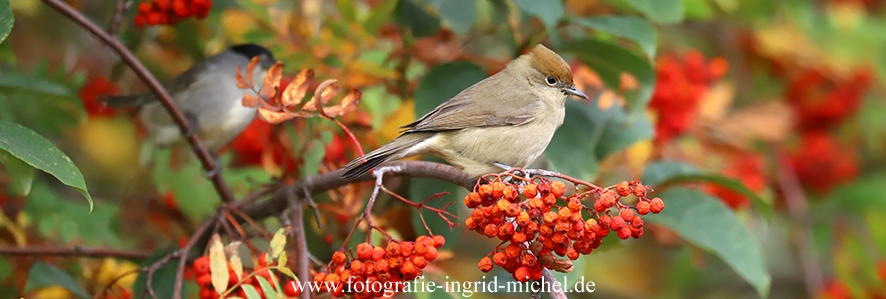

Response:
(646, 188), (771, 297)
(0, 0), (12, 45)
(364, 0), (399, 34)
(152, 148), (218, 220)
(0, 148), (34, 195)
(269, 228), (287, 259)
(513, 0), (564, 29)
(830, 175), (886, 213)
(546, 100), (652, 181)
(414, 61), (486, 116)
(626, 0), (685, 25)
(256, 275), (279, 298)
(641, 161), (772, 217)
(242, 284), (263, 299)
(561, 39), (656, 116)
(133, 248), (186, 299)
(0, 72), (73, 97)
(430, 0), (476, 33)
(0, 121), (92, 210)
(394, 0), (441, 38)
(24, 262), (91, 299)
(301, 139), (326, 178)
(571, 16), (658, 58)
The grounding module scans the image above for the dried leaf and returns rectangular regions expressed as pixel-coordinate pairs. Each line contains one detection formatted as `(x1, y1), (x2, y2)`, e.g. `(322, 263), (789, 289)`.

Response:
(320, 89), (362, 117)
(700, 101), (795, 147)
(303, 79), (339, 112)
(208, 234), (229, 295)
(697, 82), (736, 121)
(282, 69), (314, 108)
(262, 62), (284, 100)
(235, 66), (248, 89)
(246, 56), (260, 88)
(257, 108), (297, 124)
(242, 93), (260, 108)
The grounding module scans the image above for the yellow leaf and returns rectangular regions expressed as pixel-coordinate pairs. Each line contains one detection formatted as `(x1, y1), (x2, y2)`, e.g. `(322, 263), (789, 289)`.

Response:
(377, 100), (415, 142)
(269, 228), (288, 259)
(30, 286), (71, 299)
(209, 234), (229, 295)
(227, 242), (243, 279)
(697, 81), (735, 121)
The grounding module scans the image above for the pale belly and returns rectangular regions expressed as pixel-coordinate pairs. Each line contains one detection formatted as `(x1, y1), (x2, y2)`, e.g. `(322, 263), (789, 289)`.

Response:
(432, 121), (559, 177)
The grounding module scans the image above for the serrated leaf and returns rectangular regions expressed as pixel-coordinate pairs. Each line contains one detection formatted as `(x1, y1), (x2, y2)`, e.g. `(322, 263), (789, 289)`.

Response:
(246, 56), (260, 88)
(561, 39), (656, 116)
(0, 148), (34, 195)
(321, 89), (362, 117)
(209, 234), (229, 295)
(261, 62), (283, 100)
(626, 0), (685, 24)
(281, 70), (312, 108)
(269, 228), (287, 259)
(24, 262), (91, 299)
(257, 108), (296, 124)
(235, 66), (248, 89)
(0, 121), (92, 210)
(513, 0), (564, 29)
(572, 16), (658, 58)
(242, 284), (263, 299)
(304, 80), (339, 112)
(242, 93), (260, 108)
(0, 0), (12, 45)
(645, 188), (770, 298)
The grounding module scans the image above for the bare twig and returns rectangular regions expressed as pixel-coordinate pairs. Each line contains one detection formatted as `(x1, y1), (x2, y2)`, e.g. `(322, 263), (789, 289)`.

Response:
(170, 218), (215, 299)
(288, 195), (311, 299)
(107, 0), (129, 36)
(776, 151), (822, 296)
(0, 246), (150, 260)
(542, 269), (568, 299)
(42, 0), (236, 204)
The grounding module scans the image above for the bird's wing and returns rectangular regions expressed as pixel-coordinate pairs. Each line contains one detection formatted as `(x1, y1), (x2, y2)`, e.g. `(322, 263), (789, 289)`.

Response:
(401, 90), (540, 133)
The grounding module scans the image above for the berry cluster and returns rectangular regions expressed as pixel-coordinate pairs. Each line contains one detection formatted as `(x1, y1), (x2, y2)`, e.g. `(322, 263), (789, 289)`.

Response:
(785, 68), (871, 132)
(80, 76), (119, 118)
(466, 179), (662, 281)
(789, 132), (858, 194)
(134, 0), (212, 29)
(314, 236), (445, 298)
(191, 255), (301, 299)
(649, 50), (729, 145)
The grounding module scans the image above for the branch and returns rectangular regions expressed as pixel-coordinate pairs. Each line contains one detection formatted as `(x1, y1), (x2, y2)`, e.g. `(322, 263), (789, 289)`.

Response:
(775, 151), (822, 296)
(107, 0), (129, 36)
(41, 0), (236, 203)
(0, 246), (150, 260)
(237, 160), (472, 221)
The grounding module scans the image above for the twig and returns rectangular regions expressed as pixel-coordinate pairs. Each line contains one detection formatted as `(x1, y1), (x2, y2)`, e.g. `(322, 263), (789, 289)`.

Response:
(775, 151), (822, 296)
(288, 195), (311, 299)
(170, 218), (214, 299)
(542, 269), (568, 299)
(107, 0), (129, 36)
(0, 246), (150, 260)
(42, 0), (236, 204)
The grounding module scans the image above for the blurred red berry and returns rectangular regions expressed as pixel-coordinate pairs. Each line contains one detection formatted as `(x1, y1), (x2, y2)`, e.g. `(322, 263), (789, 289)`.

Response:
(790, 132), (859, 194)
(707, 154), (766, 209)
(79, 76), (119, 118)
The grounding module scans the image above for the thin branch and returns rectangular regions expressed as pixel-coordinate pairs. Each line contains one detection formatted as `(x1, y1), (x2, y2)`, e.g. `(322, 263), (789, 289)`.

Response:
(107, 0), (129, 36)
(776, 151), (822, 296)
(542, 269), (568, 299)
(170, 218), (215, 299)
(42, 0), (236, 203)
(289, 196), (311, 299)
(0, 246), (150, 260)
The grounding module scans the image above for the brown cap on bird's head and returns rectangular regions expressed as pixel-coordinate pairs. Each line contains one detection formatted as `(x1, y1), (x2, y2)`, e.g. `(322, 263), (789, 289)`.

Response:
(528, 44), (574, 86)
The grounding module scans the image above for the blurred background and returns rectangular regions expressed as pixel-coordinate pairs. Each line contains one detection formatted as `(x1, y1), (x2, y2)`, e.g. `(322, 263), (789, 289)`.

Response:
(2, 0), (886, 298)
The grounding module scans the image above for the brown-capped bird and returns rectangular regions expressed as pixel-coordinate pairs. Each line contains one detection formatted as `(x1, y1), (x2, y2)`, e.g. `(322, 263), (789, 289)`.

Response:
(341, 44), (587, 179)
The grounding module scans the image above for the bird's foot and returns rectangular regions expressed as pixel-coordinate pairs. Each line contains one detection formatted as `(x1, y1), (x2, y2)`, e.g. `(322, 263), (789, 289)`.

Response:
(493, 162), (529, 184)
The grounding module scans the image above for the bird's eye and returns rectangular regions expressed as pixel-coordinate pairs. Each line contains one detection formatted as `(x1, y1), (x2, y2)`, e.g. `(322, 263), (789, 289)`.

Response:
(545, 76), (557, 86)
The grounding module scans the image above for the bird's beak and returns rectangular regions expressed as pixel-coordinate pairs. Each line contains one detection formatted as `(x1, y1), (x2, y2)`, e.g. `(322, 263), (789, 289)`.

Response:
(564, 86), (588, 100)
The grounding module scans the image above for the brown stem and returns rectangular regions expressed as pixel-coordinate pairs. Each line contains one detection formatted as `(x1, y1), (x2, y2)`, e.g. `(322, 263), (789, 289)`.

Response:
(776, 151), (822, 296)
(0, 246), (150, 260)
(542, 269), (568, 299)
(170, 218), (215, 299)
(41, 0), (236, 203)
(107, 0), (128, 36)
(289, 199), (311, 299)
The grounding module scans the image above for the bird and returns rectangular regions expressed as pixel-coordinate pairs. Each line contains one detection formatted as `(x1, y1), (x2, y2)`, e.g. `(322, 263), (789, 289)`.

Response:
(340, 44), (587, 180)
(103, 44), (276, 151)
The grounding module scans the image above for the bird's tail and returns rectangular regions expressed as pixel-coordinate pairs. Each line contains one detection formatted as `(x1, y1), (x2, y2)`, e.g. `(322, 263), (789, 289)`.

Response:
(340, 133), (431, 180)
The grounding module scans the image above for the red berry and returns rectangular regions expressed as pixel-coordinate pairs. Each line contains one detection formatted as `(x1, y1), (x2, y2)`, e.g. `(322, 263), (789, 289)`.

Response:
(513, 266), (532, 282)
(193, 256), (210, 274)
(478, 257), (493, 272)
(636, 201), (651, 215)
(650, 197), (664, 213)
(356, 242), (373, 260)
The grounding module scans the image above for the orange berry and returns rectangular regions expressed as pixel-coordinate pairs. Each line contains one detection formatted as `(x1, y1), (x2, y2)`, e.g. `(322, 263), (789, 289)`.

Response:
(566, 247), (579, 260)
(493, 252), (508, 266)
(491, 182), (506, 198)
(504, 244), (522, 258)
(617, 226), (631, 239)
(513, 266), (532, 282)
(372, 246), (386, 261)
(650, 197), (664, 213)
(433, 235), (445, 248)
(350, 260), (365, 275)
(478, 184), (493, 198)
(543, 212), (558, 224)
(386, 242), (401, 256)
(496, 199), (510, 211)
(503, 185), (518, 202)
(512, 232), (528, 244)
(356, 243), (373, 260)
(516, 211), (531, 226)
(521, 253), (537, 267)
(196, 273), (211, 287)
(523, 184), (538, 198)
(620, 209), (636, 222)
(636, 201), (651, 215)
(543, 194), (557, 206)
(630, 217), (644, 229)
(478, 257), (494, 272)
(567, 197), (582, 212)
(632, 185), (647, 198)
(400, 242), (415, 257)
(332, 251), (347, 265)
(425, 246), (438, 261)
(551, 181), (566, 198)
(610, 216), (625, 230)
(484, 224), (498, 237)
(557, 207), (571, 221)
(616, 181), (631, 197)
(464, 192), (481, 208)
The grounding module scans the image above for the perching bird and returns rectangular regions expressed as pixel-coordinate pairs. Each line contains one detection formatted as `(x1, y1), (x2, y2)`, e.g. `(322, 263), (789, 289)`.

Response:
(341, 44), (587, 179)
(104, 44), (276, 151)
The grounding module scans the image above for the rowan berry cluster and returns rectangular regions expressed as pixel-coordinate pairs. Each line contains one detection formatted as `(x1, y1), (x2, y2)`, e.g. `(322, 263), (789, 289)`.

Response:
(785, 68), (871, 132)
(314, 236), (445, 298)
(466, 178), (662, 281)
(648, 50), (729, 145)
(191, 255), (301, 299)
(134, 0), (212, 28)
